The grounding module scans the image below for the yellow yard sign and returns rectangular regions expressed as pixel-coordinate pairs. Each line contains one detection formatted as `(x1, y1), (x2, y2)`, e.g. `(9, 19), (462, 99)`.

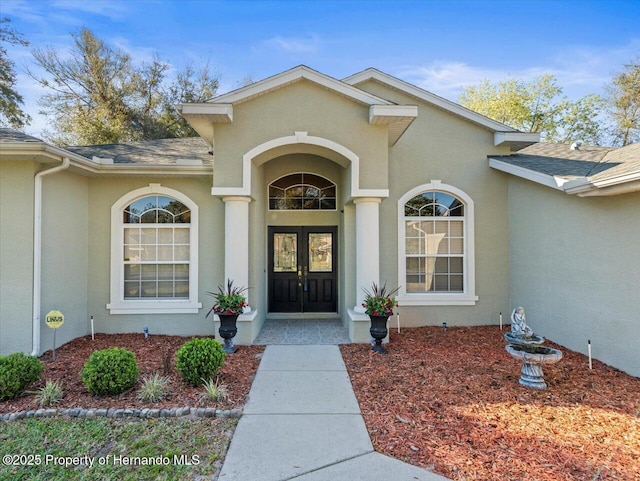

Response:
(45, 310), (64, 329)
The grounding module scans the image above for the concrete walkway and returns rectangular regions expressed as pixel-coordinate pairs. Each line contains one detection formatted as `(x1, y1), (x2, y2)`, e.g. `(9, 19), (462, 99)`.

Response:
(219, 345), (450, 481)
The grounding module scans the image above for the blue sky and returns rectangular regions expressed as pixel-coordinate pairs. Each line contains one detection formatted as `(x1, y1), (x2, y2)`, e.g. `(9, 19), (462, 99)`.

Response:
(3, 0), (639, 137)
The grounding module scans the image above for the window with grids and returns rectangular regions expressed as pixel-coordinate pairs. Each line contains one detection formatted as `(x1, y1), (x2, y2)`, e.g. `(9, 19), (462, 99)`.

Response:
(404, 191), (465, 292)
(122, 196), (191, 299)
(269, 173), (336, 210)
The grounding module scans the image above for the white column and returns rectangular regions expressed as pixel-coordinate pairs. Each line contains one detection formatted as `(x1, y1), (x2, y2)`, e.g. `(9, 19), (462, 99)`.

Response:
(222, 196), (252, 310)
(353, 197), (381, 312)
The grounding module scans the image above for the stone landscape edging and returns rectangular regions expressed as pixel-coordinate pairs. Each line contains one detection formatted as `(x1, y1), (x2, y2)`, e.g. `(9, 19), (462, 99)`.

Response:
(0, 406), (242, 422)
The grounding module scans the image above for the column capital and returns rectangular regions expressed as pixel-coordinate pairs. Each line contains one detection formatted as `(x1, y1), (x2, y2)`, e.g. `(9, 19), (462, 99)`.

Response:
(222, 195), (253, 204)
(352, 197), (383, 204)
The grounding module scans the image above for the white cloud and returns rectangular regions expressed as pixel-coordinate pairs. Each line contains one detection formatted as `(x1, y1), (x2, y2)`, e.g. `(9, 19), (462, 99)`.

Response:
(263, 34), (321, 53)
(110, 36), (158, 64)
(394, 38), (640, 102)
(50, 0), (132, 20)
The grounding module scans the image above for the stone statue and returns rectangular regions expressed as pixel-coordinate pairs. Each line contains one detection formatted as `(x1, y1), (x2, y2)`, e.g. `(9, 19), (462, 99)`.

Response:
(510, 306), (533, 338)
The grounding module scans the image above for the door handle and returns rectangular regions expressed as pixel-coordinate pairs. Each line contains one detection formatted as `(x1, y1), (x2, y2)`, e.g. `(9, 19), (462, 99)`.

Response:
(303, 266), (309, 292)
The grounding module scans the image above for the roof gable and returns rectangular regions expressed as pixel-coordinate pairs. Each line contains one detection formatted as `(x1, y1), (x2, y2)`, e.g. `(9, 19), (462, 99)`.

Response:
(179, 66), (417, 146)
(210, 65), (394, 107)
(344, 68), (539, 150)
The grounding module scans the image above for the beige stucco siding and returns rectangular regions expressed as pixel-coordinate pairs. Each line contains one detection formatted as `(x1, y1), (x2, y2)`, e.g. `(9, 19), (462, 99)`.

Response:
(365, 81), (512, 326)
(40, 171), (89, 353)
(213, 80), (389, 191)
(0, 161), (36, 355)
(508, 178), (640, 377)
(86, 176), (221, 336)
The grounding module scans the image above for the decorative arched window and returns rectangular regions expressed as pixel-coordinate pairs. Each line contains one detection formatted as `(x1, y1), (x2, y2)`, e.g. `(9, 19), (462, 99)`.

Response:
(108, 185), (201, 314)
(397, 181), (477, 305)
(269, 173), (336, 210)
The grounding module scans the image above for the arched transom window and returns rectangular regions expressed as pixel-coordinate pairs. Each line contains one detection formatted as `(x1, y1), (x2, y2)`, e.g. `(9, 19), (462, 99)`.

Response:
(269, 173), (336, 210)
(398, 181), (477, 305)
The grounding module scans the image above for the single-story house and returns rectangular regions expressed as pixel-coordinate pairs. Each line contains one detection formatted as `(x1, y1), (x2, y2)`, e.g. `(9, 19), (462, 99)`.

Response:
(1, 65), (638, 376)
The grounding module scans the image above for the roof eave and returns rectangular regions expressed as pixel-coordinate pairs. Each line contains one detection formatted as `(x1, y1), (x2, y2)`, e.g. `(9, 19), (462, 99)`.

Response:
(2, 141), (213, 177)
(175, 103), (232, 146)
(369, 105), (419, 146)
(494, 132), (541, 151)
(344, 68), (520, 133)
(563, 172), (640, 197)
(488, 157), (567, 191)
(490, 156), (640, 197)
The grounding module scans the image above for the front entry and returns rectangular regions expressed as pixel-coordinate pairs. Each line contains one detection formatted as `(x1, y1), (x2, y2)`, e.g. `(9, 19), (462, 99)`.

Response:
(268, 226), (337, 312)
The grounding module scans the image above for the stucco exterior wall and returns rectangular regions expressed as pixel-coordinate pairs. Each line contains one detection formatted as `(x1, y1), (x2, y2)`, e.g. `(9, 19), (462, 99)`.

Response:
(40, 171), (89, 354)
(213, 80), (389, 191)
(86, 176), (221, 337)
(0, 161), (36, 355)
(508, 178), (640, 377)
(359, 81), (513, 326)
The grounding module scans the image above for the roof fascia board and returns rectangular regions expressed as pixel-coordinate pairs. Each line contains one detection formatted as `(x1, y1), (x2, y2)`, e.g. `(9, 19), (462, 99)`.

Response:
(494, 131), (540, 148)
(85, 164), (213, 176)
(563, 171), (640, 196)
(177, 103), (233, 122)
(2, 141), (97, 166)
(488, 157), (567, 191)
(2, 141), (212, 177)
(369, 104), (418, 120)
(210, 65), (393, 106)
(344, 68), (519, 133)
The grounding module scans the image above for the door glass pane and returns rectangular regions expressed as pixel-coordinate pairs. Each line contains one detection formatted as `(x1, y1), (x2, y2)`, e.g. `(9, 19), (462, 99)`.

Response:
(309, 233), (332, 272)
(274, 233), (297, 272)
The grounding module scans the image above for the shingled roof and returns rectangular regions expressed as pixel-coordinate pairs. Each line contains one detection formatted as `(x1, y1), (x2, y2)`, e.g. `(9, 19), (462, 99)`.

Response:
(489, 142), (640, 196)
(0, 128), (44, 143)
(66, 137), (212, 165)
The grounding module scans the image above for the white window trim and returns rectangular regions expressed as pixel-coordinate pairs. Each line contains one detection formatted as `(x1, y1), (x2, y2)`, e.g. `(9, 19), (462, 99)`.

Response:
(397, 180), (478, 306)
(107, 184), (202, 314)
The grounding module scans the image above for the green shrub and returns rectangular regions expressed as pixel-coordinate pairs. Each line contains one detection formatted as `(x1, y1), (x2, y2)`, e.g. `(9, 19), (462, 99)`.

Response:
(0, 353), (44, 401)
(175, 338), (226, 386)
(81, 348), (139, 395)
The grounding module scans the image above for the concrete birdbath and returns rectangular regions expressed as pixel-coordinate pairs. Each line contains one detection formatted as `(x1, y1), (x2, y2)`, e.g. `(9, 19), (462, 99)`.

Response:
(504, 307), (562, 390)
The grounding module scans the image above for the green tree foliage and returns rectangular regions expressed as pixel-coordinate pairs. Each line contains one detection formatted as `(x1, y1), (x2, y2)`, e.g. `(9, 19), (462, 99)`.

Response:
(459, 74), (604, 144)
(30, 28), (218, 145)
(0, 17), (31, 129)
(605, 58), (640, 146)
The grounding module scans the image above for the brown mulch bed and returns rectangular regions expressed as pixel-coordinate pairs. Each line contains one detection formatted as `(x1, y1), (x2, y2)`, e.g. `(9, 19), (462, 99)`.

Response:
(341, 326), (640, 481)
(1, 334), (264, 413)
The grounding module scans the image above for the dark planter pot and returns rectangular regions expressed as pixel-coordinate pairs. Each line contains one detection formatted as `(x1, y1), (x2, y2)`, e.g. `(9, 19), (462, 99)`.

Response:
(369, 315), (389, 354)
(217, 313), (239, 353)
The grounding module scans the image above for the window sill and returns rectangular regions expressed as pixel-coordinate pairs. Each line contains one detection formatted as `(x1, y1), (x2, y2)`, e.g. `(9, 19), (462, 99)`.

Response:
(107, 300), (202, 315)
(396, 294), (478, 306)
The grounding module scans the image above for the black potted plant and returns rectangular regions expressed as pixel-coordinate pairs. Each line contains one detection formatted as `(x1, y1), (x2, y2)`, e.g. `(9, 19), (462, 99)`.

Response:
(362, 282), (399, 354)
(206, 279), (248, 353)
